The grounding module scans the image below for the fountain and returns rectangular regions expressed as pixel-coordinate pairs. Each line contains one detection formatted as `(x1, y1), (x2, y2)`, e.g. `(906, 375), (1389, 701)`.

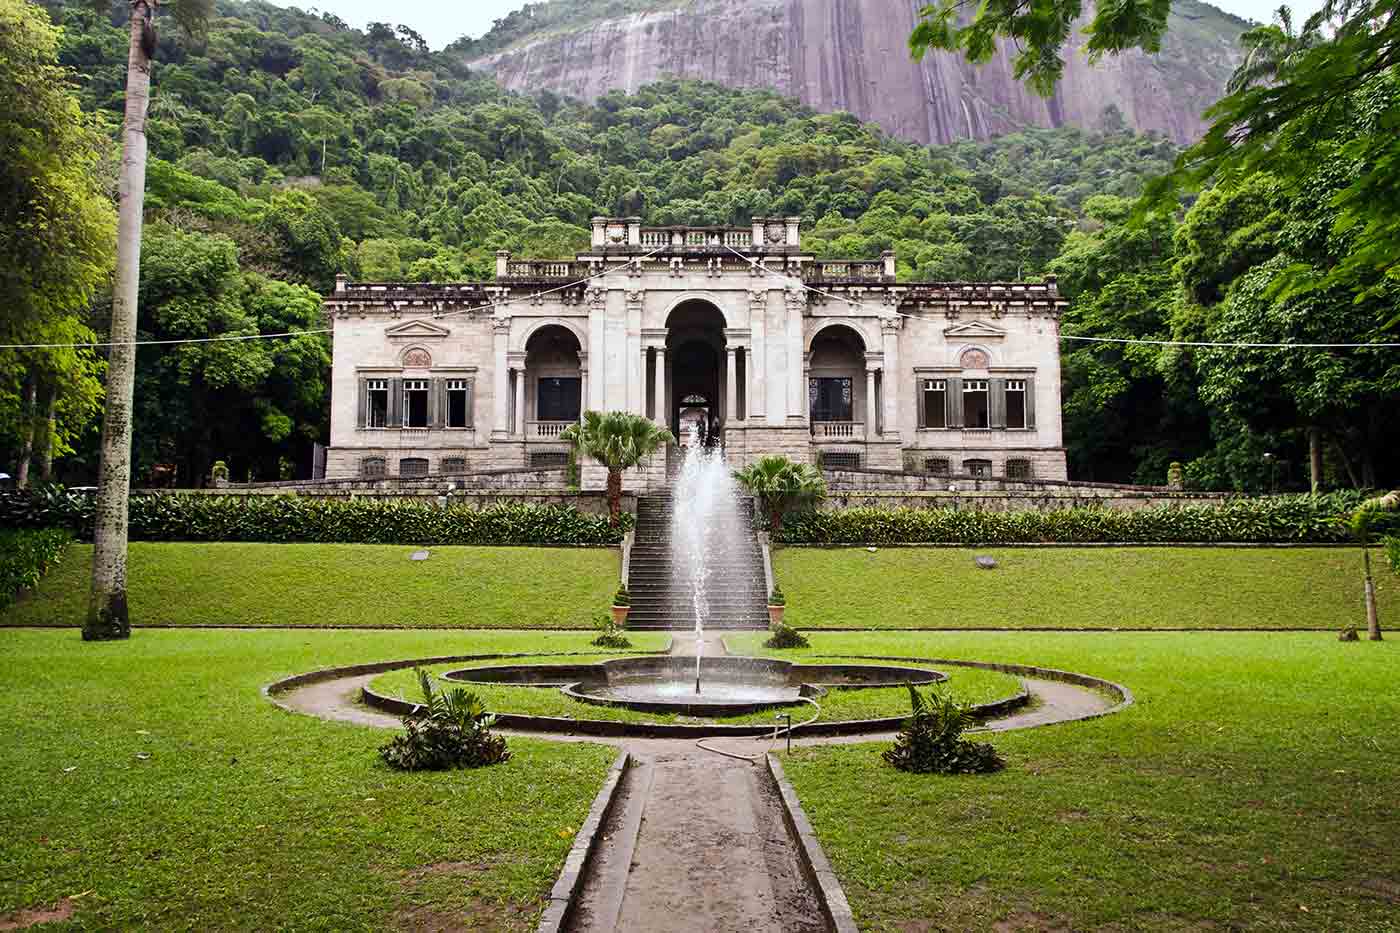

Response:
(668, 425), (754, 694)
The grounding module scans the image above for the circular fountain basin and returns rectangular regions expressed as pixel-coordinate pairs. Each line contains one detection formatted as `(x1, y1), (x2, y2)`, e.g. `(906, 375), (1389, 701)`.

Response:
(443, 656), (946, 718)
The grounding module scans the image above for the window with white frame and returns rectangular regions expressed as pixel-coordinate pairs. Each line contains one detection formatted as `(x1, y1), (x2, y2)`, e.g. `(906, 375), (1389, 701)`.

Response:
(366, 379), (389, 428)
(922, 380), (946, 429)
(403, 379), (429, 428)
(963, 380), (989, 429)
(446, 379), (471, 428)
(1005, 379), (1027, 429)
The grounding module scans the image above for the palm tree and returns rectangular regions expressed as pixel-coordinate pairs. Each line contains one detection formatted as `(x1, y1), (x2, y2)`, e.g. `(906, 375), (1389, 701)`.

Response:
(560, 411), (675, 523)
(734, 455), (827, 540)
(1350, 490), (1398, 641)
(85, 0), (212, 642)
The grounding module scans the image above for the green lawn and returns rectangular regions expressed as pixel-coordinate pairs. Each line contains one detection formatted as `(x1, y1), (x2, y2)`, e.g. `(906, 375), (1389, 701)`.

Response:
(371, 655), (1022, 726)
(0, 628), (630, 931)
(2, 543), (620, 628)
(725, 630), (1400, 932)
(774, 546), (1393, 630)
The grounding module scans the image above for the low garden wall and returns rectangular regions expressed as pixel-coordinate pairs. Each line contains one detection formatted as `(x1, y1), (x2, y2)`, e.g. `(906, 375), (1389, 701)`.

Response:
(820, 468), (1227, 512)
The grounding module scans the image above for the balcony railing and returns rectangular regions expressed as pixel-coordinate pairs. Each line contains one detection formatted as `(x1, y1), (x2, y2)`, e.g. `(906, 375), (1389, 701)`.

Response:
(813, 421), (866, 439)
(506, 260), (575, 278)
(806, 261), (887, 281)
(528, 421), (574, 439)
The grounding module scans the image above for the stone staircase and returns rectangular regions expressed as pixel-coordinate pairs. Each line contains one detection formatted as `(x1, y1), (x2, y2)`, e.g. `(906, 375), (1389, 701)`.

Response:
(625, 493), (769, 630)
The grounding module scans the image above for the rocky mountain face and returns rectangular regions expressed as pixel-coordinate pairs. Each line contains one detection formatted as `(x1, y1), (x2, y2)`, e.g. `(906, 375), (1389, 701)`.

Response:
(466, 0), (1248, 145)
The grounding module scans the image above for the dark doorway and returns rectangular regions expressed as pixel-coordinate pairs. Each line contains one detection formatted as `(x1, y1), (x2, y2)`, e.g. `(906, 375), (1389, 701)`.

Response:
(665, 300), (726, 441)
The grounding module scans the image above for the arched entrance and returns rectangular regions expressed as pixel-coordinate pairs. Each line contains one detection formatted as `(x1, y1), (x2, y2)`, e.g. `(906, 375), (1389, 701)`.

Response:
(524, 324), (582, 431)
(665, 300), (726, 443)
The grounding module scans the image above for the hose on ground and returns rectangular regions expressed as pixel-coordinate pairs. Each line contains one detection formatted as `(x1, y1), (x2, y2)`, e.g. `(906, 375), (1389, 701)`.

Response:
(694, 696), (822, 762)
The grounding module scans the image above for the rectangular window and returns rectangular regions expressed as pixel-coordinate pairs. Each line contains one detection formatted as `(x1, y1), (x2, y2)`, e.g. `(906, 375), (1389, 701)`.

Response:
(822, 451), (861, 470)
(366, 379), (389, 428)
(446, 379), (471, 428)
(809, 377), (853, 422)
(530, 451), (569, 469)
(1006, 458), (1032, 480)
(361, 456), (385, 478)
(403, 379), (429, 428)
(1006, 379), (1026, 429)
(400, 457), (429, 477)
(441, 457), (466, 474)
(963, 380), (989, 429)
(922, 380), (946, 429)
(964, 458), (991, 478)
(537, 377), (581, 422)
(924, 457), (950, 476)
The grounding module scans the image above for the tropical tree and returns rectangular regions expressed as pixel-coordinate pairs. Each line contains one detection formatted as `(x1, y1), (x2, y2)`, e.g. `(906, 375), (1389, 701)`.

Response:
(86, 0), (212, 642)
(734, 455), (827, 540)
(560, 411), (675, 523)
(1350, 490), (1399, 641)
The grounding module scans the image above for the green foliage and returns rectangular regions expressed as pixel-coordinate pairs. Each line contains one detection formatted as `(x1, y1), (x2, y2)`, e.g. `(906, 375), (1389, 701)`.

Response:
(562, 412), (674, 520)
(0, 488), (630, 545)
(612, 584), (630, 606)
(768, 584), (786, 606)
(0, 527), (71, 610)
(883, 684), (1005, 774)
(735, 455), (827, 537)
(763, 623), (808, 650)
(378, 668), (511, 771)
(591, 613), (632, 648)
(1350, 490), (1400, 543)
(778, 494), (1390, 545)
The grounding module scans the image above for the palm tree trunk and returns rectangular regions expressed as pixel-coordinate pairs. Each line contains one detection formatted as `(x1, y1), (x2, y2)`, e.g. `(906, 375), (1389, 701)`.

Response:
(1362, 545), (1382, 641)
(15, 374), (36, 489)
(36, 382), (57, 482)
(1308, 425), (1323, 493)
(769, 503), (783, 540)
(606, 468), (622, 523)
(86, 1), (153, 642)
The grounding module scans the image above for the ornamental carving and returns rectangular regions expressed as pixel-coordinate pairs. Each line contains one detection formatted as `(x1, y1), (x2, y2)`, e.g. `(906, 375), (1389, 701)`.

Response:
(606, 223), (626, 244)
(585, 287), (607, 310)
(625, 288), (644, 307)
(492, 317), (512, 334)
(748, 288), (768, 310)
(402, 348), (432, 368)
(960, 347), (990, 369)
(784, 287), (807, 314)
(765, 222), (786, 245)
(880, 317), (904, 333)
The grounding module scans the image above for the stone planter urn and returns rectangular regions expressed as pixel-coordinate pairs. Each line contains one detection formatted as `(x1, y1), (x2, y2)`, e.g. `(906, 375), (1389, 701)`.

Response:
(611, 605), (629, 627)
(768, 604), (785, 626)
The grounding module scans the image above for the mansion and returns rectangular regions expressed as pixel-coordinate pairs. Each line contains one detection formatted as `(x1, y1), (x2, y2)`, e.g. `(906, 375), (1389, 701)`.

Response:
(321, 217), (1069, 485)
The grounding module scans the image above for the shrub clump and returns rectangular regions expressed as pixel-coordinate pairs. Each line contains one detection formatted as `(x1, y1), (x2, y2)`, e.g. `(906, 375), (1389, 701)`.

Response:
(764, 623), (809, 649)
(379, 669), (511, 771)
(591, 612), (632, 648)
(779, 492), (1388, 545)
(0, 527), (72, 610)
(883, 685), (1005, 775)
(0, 487), (629, 545)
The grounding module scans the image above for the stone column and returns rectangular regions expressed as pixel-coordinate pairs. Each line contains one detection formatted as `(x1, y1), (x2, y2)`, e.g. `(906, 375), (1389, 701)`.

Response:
(586, 287), (606, 411)
(510, 352), (527, 436)
(785, 288), (806, 424)
(865, 367), (878, 436)
(881, 317), (902, 440)
(748, 290), (766, 421)
(625, 288), (644, 415)
(491, 319), (510, 439)
(578, 352), (589, 420)
(653, 347), (667, 425)
(726, 346), (739, 422)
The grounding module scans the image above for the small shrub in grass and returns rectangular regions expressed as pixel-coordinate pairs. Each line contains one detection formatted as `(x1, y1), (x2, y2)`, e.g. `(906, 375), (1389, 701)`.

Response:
(0, 527), (72, 610)
(883, 684), (1005, 775)
(379, 669), (511, 771)
(612, 584), (630, 606)
(592, 612), (632, 648)
(764, 623), (809, 649)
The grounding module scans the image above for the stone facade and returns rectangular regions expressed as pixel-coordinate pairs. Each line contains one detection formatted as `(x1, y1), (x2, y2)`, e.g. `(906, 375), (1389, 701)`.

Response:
(322, 217), (1069, 489)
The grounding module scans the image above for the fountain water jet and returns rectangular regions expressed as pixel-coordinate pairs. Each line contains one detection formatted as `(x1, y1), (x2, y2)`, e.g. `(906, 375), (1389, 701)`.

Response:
(669, 425), (753, 694)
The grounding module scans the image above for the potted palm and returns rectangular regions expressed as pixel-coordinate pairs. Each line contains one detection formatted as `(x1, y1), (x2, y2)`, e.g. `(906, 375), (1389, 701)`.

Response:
(561, 411), (675, 524)
(767, 584), (786, 626)
(734, 455), (827, 540)
(611, 584), (631, 627)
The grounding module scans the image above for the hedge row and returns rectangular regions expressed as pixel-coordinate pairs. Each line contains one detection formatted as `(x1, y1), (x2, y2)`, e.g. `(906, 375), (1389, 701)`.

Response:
(777, 494), (1392, 545)
(0, 489), (629, 546)
(0, 528), (72, 610)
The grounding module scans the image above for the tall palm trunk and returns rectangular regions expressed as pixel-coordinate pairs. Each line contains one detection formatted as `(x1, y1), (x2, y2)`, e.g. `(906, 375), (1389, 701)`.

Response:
(606, 468), (622, 524)
(1362, 545), (1382, 641)
(15, 374), (36, 489)
(36, 383), (57, 482)
(86, 1), (153, 642)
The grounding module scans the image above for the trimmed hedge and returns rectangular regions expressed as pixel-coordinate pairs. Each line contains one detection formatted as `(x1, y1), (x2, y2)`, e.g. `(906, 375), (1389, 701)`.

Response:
(777, 494), (1394, 545)
(0, 489), (629, 546)
(0, 527), (72, 610)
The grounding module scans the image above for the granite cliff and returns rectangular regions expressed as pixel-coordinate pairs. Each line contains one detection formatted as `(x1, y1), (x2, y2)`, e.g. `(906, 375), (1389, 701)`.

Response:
(465, 0), (1249, 145)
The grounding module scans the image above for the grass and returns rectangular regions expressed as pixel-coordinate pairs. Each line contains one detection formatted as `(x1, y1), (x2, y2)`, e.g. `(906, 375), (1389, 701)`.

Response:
(724, 630), (1400, 932)
(0, 628), (631, 931)
(1, 543), (620, 629)
(370, 655), (1023, 726)
(773, 546), (1394, 630)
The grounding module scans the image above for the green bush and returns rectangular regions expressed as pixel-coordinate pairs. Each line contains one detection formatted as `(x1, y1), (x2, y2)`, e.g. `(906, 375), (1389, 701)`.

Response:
(0, 527), (72, 610)
(883, 685), (1005, 775)
(0, 489), (629, 546)
(591, 612), (632, 648)
(612, 584), (630, 606)
(764, 623), (808, 649)
(779, 493), (1389, 545)
(379, 669), (511, 771)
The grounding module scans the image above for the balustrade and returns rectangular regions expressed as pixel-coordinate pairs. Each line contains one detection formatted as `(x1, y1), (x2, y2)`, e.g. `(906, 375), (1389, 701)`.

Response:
(813, 421), (865, 439)
(529, 421), (573, 439)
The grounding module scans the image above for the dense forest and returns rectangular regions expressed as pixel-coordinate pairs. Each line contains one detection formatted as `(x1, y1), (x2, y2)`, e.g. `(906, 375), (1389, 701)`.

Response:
(2, 0), (1396, 490)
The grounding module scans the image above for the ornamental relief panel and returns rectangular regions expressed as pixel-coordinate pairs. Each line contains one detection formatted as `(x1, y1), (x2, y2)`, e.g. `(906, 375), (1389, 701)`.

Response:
(401, 347), (432, 368)
(960, 347), (990, 369)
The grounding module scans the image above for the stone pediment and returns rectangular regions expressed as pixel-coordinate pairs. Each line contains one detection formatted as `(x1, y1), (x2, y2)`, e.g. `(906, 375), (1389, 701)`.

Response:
(943, 319), (1006, 340)
(385, 319), (451, 340)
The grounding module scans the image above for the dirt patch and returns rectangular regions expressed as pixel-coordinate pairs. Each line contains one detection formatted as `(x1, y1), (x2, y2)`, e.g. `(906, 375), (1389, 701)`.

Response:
(1357, 878), (1400, 904)
(399, 861), (495, 886)
(0, 898), (77, 931)
(391, 897), (537, 932)
(992, 910), (1071, 932)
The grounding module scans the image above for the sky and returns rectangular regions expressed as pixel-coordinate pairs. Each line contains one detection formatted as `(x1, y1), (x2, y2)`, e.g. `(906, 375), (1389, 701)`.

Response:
(281, 0), (1327, 51)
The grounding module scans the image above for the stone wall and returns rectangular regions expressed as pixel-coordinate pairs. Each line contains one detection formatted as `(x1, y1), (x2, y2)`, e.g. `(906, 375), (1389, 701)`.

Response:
(818, 468), (1227, 512)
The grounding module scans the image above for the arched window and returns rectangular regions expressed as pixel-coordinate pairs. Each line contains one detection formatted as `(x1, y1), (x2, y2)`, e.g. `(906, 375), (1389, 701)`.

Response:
(360, 456), (386, 478)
